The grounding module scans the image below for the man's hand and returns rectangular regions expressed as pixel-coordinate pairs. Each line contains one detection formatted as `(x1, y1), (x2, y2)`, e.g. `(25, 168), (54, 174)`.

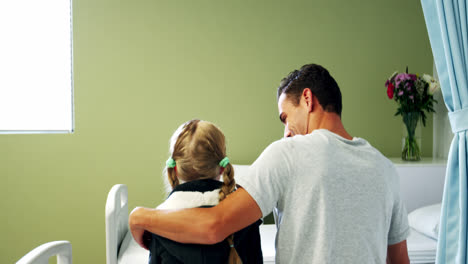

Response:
(129, 207), (150, 250)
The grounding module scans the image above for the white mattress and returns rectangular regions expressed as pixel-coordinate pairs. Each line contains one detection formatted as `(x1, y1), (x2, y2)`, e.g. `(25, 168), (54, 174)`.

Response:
(259, 225), (276, 263)
(407, 228), (437, 264)
(117, 226), (436, 264)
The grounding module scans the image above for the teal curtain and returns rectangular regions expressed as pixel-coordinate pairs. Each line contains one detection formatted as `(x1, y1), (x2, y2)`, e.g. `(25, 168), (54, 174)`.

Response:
(421, 0), (468, 263)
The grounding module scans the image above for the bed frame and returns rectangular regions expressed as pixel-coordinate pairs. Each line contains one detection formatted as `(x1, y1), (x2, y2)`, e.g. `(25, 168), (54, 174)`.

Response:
(105, 184), (129, 264)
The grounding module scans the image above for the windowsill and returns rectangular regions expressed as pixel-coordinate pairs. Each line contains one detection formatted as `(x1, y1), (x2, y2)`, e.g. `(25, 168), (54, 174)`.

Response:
(389, 157), (447, 167)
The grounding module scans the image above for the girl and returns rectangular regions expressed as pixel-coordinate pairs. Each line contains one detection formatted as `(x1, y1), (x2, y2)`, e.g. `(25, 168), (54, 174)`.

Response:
(148, 119), (263, 264)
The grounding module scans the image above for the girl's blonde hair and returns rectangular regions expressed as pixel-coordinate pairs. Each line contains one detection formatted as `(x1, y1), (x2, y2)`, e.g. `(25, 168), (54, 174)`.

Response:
(165, 119), (241, 264)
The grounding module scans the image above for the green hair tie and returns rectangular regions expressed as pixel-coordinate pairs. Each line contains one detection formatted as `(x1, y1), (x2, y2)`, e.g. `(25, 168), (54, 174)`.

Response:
(219, 157), (230, 168)
(166, 157), (176, 168)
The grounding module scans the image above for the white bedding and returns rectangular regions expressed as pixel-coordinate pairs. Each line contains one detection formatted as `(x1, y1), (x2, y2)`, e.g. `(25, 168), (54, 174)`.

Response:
(118, 231), (147, 264)
(117, 226), (436, 264)
(407, 228), (437, 264)
(409, 203), (441, 240)
(259, 225), (276, 263)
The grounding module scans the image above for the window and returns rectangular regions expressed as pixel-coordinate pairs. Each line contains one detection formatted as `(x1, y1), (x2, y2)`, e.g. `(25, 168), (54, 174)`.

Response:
(0, 0), (74, 133)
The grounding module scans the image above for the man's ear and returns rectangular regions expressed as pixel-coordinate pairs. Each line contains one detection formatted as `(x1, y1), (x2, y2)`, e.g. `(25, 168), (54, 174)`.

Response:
(302, 88), (313, 112)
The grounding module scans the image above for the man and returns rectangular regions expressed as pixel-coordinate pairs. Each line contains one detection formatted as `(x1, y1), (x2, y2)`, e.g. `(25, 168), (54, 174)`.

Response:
(130, 64), (410, 263)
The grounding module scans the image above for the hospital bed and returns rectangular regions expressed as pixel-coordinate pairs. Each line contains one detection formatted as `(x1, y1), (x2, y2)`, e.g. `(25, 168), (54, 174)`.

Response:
(106, 163), (446, 264)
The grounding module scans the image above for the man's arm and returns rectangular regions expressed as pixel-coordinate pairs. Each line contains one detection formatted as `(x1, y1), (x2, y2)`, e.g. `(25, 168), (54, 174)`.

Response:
(129, 187), (262, 247)
(386, 240), (410, 264)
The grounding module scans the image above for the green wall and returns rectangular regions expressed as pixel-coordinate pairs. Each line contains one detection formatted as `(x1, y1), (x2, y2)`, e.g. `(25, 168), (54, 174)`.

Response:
(1, 0), (434, 263)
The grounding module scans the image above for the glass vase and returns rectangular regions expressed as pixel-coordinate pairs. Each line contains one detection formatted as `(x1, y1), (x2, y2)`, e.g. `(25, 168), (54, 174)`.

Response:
(401, 111), (421, 161)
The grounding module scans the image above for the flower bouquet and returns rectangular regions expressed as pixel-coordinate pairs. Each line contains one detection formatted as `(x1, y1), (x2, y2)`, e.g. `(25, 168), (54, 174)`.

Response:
(385, 67), (439, 161)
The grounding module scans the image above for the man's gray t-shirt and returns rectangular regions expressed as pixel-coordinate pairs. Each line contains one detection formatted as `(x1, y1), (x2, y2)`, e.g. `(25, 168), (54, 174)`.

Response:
(237, 129), (409, 263)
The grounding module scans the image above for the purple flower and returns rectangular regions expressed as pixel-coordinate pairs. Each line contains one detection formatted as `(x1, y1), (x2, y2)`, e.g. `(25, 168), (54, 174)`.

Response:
(409, 95), (414, 100)
(397, 73), (410, 81)
(395, 75), (402, 86)
(409, 74), (417, 81)
(398, 90), (404, 96)
(395, 73), (412, 88)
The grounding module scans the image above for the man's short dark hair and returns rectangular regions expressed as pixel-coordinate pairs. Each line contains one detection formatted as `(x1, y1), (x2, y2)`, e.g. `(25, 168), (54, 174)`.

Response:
(277, 64), (342, 116)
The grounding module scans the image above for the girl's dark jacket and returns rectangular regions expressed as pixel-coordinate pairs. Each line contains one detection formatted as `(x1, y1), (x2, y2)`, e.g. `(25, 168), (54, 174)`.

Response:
(148, 179), (263, 264)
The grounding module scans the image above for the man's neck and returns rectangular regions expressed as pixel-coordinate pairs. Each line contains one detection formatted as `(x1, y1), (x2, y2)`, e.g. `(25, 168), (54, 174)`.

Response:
(308, 112), (352, 140)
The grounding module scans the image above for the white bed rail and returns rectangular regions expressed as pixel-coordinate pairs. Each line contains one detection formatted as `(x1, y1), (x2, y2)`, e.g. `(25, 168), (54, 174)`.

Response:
(16, 240), (72, 264)
(106, 184), (128, 264)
